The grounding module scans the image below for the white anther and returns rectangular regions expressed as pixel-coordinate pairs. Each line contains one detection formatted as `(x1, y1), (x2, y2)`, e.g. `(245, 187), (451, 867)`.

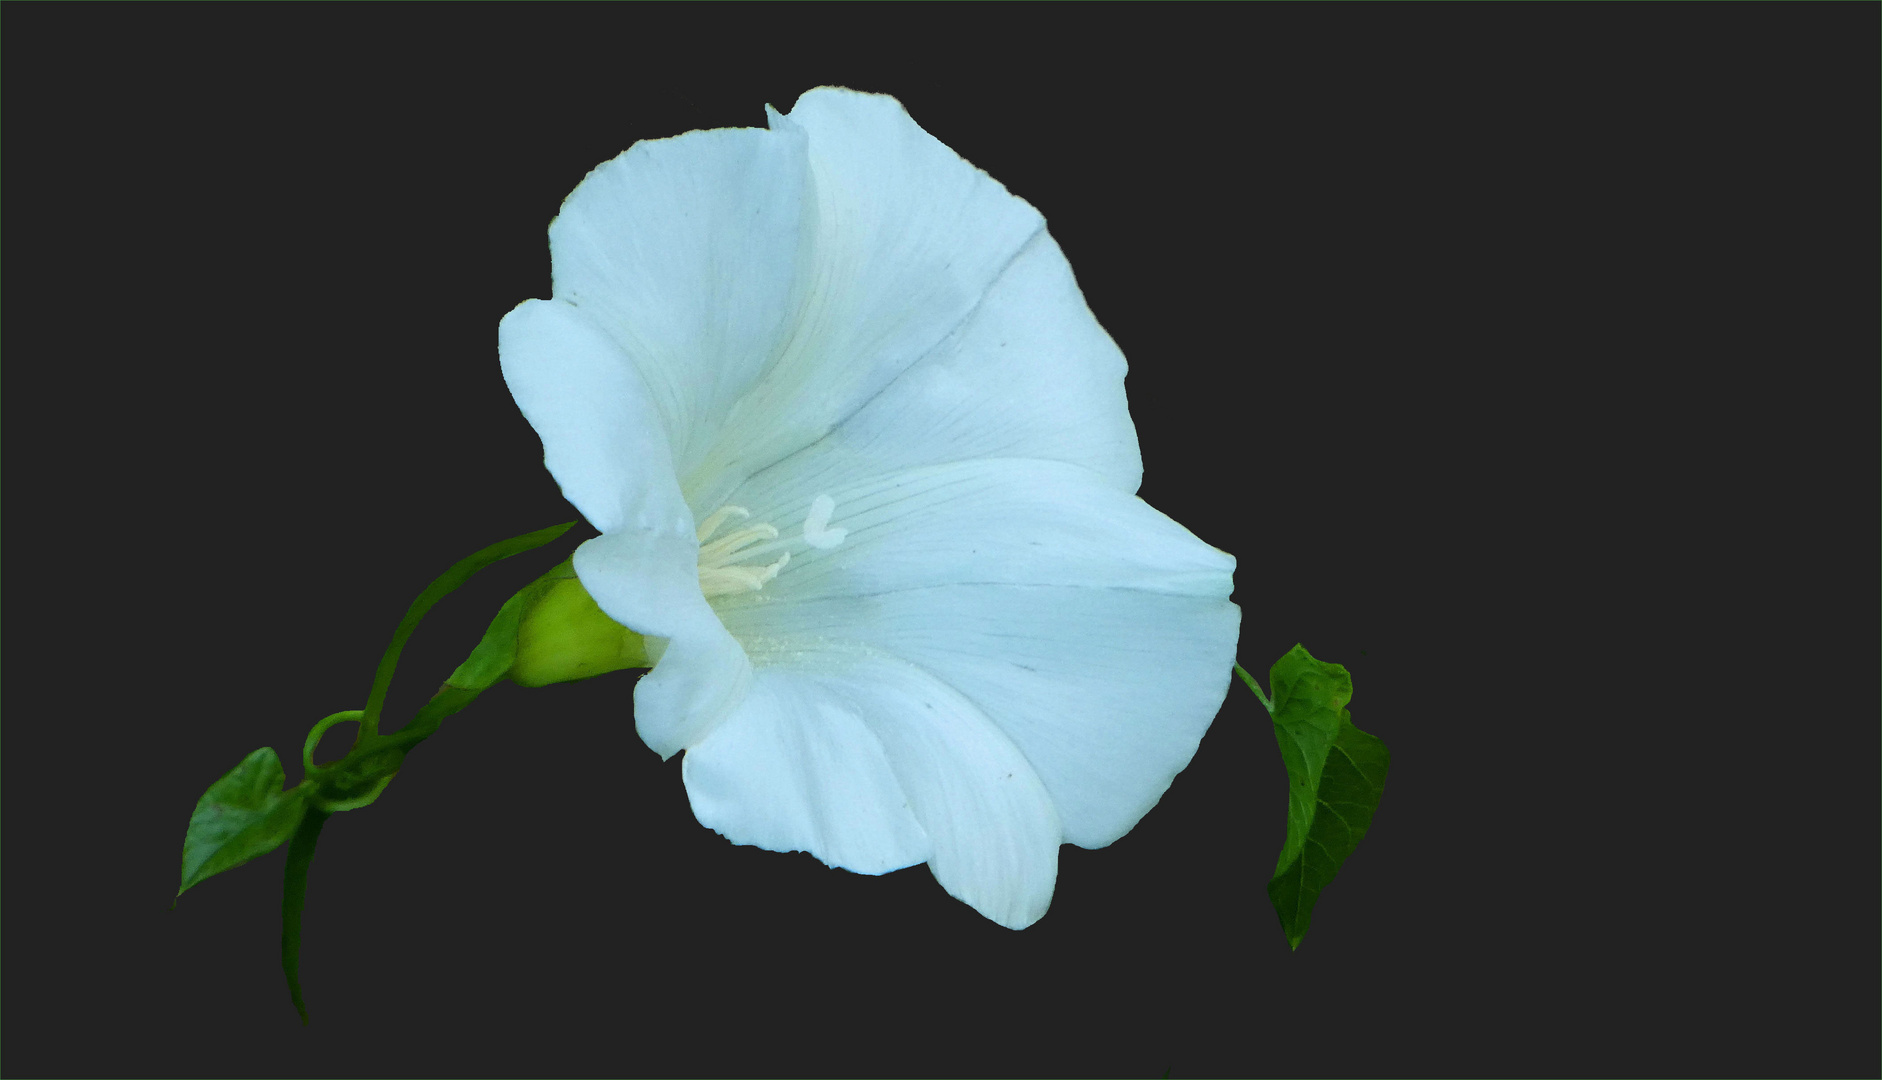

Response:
(698, 550), (790, 599)
(695, 504), (752, 543)
(695, 503), (792, 601)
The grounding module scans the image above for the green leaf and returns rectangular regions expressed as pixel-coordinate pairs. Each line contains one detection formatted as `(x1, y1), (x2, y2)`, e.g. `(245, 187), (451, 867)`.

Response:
(177, 748), (309, 898)
(1263, 645), (1390, 949)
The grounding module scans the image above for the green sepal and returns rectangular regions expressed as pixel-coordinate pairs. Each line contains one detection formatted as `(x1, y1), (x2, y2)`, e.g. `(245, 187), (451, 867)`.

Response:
(448, 557), (576, 691)
(1261, 645), (1390, 949)
(423, 554), (647, 708)
(177, 748), (310, 898)
(358, 519), (577, 737)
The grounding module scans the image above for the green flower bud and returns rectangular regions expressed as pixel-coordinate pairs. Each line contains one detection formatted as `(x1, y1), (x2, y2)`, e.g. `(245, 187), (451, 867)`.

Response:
(508, 572), (649, 687)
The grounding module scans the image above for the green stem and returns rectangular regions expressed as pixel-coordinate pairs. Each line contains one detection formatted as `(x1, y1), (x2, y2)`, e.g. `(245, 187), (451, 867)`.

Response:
(281, 806), (331, 1026)
(358, 520), (576, 738)
(1233, 662), (1273, 715)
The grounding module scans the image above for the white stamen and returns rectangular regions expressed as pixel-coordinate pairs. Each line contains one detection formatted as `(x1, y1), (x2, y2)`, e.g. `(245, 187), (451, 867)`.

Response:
(695, 504), (751, 543)
(698, 549), (789, 598)
(695, 504), (790, 600)
(698, 522), (779, 566)
(802, 493), (848, 550)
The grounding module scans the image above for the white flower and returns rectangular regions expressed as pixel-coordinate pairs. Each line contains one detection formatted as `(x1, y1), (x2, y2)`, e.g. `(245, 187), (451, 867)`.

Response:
(500, 87), (1240, 929)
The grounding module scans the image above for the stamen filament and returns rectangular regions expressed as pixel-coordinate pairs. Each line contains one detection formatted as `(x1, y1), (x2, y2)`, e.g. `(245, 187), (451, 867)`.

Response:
(698, 523), (779, 566)
(694, 503), (794, 600)
(698, 550), (790, 598)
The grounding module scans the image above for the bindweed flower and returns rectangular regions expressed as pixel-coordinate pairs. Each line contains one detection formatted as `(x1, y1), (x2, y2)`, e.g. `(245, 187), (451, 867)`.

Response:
(500, 87), (1239, 928)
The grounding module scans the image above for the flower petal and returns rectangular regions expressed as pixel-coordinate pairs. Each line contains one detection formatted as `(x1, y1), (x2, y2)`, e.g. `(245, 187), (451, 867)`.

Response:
(675, 89), (1050, 508)
(716, 459), (1239, 849)
(844, 224), (1144, 490)
(769, 87), (1048, 409)
(499, 298), (676, 536)
(546, 121), (816, 488)
(684, 656), (1061, 929)
(845, 585), (1239, 852)
(680, 666), (931, 877)
(727, 458), (1232, 601)
(575, 530), (750, 760)
(735, 220), (1144, 500)
(847, 658), (1062, 931)
(499, 298), (750, 758)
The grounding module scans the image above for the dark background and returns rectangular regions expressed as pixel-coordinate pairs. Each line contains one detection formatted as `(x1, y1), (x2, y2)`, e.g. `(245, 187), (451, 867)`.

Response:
(3, 5), (1875, 1078)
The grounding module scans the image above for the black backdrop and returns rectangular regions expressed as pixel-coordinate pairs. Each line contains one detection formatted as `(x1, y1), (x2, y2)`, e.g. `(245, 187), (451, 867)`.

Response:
(3, 5), (1875, 1078)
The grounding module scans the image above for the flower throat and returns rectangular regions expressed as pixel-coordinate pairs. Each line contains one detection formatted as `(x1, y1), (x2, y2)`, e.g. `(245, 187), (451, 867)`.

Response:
(695, 505), (790, 600)
(694, 494), (848, 601)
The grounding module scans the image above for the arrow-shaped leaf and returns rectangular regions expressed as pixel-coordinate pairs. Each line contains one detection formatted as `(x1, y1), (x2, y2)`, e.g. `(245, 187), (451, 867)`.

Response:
(1262, 645), (1390, 949)
(177, 748), (308, 898)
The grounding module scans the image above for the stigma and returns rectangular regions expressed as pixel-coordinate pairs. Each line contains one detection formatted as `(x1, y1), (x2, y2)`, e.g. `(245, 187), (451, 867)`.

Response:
(695, 505), (790, 600)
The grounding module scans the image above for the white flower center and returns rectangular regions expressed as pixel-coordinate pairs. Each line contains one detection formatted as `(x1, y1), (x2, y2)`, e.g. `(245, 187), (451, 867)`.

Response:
(694, 494), (849, 601)
(695, 505), (790, 600)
